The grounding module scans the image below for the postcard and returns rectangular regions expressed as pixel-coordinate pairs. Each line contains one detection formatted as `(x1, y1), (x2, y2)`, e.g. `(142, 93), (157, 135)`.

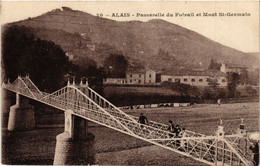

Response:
(1, 1), (259, 166)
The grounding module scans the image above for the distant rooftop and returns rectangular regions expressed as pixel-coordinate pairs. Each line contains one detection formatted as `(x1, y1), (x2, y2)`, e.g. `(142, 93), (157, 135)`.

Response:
(224, 63), (247, 68)
(126, 68), (156, 73)
(126, 68), (147, 74)
(161, 69), (226, 77)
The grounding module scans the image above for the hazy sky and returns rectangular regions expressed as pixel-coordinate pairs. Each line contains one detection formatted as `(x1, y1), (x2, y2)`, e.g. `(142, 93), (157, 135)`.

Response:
(1, 1), (259, 53)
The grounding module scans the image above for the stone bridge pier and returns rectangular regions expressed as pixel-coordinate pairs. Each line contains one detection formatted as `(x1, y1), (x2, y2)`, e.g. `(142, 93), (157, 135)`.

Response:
(8, 93), (35, 131)
(53, 111), (95, 165)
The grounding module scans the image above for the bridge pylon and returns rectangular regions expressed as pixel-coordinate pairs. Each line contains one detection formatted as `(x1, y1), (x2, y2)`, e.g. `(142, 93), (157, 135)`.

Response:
(8, 92), (35, 131)
(53, 81), (95, 165)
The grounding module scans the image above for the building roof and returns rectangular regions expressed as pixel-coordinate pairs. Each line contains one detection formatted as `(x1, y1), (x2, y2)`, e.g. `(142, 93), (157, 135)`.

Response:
(225, 63), (247, 69)
(126, 68), (156, 74)
(161, 69), (226, 77)
(126, 68), (146, 74)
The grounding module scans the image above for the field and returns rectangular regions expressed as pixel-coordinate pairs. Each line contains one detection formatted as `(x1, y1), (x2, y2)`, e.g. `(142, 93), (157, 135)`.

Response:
(1, 102), (259, 165)
(104, 85), (179, 96)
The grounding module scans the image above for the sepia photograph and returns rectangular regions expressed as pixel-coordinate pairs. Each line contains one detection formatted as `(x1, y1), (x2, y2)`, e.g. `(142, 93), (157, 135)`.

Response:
(1, 1), (259, 166)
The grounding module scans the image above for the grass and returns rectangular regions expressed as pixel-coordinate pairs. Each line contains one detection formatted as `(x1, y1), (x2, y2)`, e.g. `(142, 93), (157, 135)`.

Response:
(104, 85), (179, 96)
(1, 102), (259, 165)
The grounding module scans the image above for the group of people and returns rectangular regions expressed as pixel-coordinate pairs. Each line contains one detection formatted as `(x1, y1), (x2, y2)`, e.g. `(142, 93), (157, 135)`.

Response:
(138, 113), (185, 138)
(167, 120), (185, 138)
(137, 113), (259, 165)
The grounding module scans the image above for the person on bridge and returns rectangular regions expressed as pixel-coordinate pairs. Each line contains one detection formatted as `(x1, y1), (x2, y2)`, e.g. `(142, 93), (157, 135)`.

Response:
(180, 128), (187, 150)
(175, 125), (181, 137)
(167, 120), (175, 137)
(138, 113), (148, 128)
(250, 142), (259, 165)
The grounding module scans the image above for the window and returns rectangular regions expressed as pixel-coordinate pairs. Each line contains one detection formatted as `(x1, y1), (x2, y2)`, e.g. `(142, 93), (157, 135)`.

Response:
(183, 78), (188, 82)
(139, 80), (141, 83)
(130, 74), (132, 78)
(149, 74), (152, 78)
(139, 74), (141, 78)
(175, 79), (180, 83)
(168, 78), (172, 82)
(191, 79), (195, 82)
(222, 79), (226, 83)
(199, 79), (203, 82)
(130, 79), (132, 83)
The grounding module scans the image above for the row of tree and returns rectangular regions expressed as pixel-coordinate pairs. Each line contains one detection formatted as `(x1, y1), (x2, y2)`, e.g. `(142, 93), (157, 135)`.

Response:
(2, 25), (71, 92)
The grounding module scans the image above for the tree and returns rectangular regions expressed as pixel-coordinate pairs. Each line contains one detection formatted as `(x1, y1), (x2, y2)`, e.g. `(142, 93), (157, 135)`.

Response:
(204, 78), (220, 100)
(248, 69), (259, 85)
(227, 72), (241, 98)
(208, 59), (221, 70)
(104, 54), (128, 78)
(245, 86), (257, 96)
(239, 68), (249, 85)
(70, 64), (105, 95)
(2, 25), (71, 92)
(207, 78), (220, 90)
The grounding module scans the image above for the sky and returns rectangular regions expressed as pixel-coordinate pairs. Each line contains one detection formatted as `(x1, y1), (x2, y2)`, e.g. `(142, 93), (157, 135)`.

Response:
(1, 1), (259, 53)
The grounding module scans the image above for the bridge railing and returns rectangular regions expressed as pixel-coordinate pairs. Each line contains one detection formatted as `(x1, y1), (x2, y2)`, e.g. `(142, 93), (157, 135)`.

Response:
(84, 86), (138, 122)
(225, 136), (255, 165)
(40, 87), (251, 165)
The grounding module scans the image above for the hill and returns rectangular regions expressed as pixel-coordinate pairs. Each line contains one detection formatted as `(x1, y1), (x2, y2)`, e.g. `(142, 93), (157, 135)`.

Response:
(4, 7), (258, 71)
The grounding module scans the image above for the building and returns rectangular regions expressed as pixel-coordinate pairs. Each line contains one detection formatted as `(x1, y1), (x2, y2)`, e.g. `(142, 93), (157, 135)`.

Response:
(160, 70), (227, 87)
(145, 69), (156, 84)
(103, 78), (127, 84)
(126, 69), (156, 84)
(220, 63), (247, 74)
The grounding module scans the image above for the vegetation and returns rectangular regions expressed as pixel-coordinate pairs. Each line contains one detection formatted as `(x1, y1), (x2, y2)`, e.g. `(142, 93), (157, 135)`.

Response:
(208, 59), (221, 70)
(245, 85), (257, 96)
(248, 69), (259, 85)
(161, 81), (201, 98)
(69, 63), (105, 95)
(103, 54), (128, 78)
(239, 68), (249, 85)
(227, 72), (241, 98)
(2, 25), (71, 92)
(2, 25), (105, 94)
(203, 78), (227, 100)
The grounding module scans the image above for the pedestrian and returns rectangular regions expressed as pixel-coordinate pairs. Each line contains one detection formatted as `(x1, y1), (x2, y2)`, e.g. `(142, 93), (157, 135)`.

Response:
(180, 128), (187, 149)
(217, 99), (221, 105)
(167, 120), (175, 137)
(175, 125), (181, 137)
(250, 142), (259, 166)
(138, 113), (148, 128)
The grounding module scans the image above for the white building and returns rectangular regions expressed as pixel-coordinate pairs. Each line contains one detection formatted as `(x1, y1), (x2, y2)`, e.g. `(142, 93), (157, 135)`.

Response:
(160, 70), (227, 87)
(220, 63), (247, 74)
(126, 69), (156, 84)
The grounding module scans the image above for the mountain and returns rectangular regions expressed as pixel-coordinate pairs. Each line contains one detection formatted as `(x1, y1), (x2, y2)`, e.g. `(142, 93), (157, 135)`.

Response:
(4, 7), (259, 71)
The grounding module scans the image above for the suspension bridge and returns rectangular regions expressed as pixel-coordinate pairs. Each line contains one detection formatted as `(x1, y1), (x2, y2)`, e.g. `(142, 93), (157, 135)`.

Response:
(2, 75), (256, 166)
